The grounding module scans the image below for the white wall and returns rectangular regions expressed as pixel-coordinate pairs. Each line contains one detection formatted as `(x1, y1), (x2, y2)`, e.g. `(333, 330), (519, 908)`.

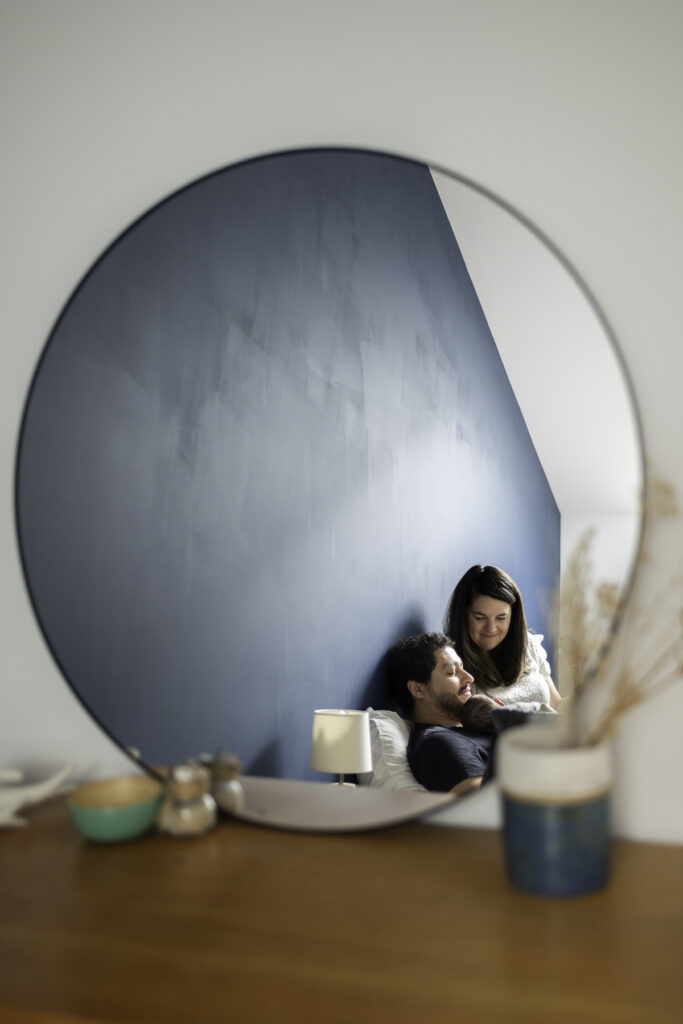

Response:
(2, 0), (682, 842)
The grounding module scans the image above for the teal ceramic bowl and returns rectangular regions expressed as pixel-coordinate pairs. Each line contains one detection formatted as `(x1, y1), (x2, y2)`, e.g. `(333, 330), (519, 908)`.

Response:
(67, 775), (163, 843)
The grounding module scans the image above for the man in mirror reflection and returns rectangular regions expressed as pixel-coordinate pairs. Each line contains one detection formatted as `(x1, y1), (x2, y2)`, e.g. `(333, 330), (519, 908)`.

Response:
(387, 633), (487, 795)
(387, 632), (553, 794)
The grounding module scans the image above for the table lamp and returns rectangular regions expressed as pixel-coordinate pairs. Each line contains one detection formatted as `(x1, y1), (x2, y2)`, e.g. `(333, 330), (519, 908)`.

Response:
(309, 709), (373, 786)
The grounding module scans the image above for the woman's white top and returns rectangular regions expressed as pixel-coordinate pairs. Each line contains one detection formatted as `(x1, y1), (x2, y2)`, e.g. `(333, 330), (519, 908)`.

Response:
(475, 632), (553, 705)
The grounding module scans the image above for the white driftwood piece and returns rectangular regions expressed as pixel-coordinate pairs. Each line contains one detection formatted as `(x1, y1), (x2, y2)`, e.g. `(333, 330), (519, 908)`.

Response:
(0, 766), (72, 827)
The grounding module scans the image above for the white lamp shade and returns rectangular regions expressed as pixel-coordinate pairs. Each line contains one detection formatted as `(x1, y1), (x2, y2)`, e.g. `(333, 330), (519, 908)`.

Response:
(309, 709), (373, 775)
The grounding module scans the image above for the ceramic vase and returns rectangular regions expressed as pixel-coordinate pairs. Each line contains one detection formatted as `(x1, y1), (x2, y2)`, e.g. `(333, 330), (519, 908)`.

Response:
(497, 723), (612, 898)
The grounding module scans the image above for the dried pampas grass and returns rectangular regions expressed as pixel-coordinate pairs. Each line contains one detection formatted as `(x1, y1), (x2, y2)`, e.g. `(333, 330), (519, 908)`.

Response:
(554, 476), (682, 748)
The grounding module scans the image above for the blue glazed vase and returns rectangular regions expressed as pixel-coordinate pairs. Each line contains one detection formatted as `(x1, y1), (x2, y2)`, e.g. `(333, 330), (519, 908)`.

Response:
(498, 724), (612, 898)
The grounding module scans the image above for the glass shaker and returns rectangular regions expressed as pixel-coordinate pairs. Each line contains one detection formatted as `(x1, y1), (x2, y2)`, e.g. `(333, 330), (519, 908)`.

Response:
(211, 752), (245, 815)
(157, 764), (217, 837)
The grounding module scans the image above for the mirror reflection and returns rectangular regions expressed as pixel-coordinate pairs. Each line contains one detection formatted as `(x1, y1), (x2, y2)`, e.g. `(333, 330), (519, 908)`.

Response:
(15, 148), (643, 789)
(377, 567), (561, 799)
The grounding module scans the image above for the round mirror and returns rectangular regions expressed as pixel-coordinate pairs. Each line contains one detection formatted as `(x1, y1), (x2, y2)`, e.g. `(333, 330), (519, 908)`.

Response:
(15, 148), (644, 782)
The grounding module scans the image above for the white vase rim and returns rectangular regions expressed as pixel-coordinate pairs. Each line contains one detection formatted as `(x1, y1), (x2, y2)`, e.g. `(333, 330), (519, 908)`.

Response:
(497, 724), (612, 804)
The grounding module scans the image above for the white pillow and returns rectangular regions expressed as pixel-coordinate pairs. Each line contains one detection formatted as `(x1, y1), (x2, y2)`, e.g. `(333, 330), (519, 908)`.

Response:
(356, 708), (426, 791)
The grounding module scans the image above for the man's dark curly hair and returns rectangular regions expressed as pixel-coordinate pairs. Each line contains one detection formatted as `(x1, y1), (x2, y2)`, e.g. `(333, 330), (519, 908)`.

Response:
(385, 632), (452, 716)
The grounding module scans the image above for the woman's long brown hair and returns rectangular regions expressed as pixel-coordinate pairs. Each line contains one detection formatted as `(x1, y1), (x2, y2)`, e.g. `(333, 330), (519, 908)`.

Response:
(443, 565), (528, 691)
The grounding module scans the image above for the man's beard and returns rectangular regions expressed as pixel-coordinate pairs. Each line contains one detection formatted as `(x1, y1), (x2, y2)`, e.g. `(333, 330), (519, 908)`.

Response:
(433, 691), (468, 720)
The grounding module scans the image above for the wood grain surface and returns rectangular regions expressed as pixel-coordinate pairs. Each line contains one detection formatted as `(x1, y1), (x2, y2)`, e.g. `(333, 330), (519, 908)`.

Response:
(1, 798), (681, 1023)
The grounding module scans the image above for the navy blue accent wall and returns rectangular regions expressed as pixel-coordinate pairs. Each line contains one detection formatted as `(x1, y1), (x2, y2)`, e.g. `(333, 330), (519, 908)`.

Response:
(16, 150), (559, 779)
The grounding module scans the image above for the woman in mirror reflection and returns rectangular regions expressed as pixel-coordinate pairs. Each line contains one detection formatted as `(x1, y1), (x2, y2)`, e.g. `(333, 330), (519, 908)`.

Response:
(444, 565), (562, 709)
